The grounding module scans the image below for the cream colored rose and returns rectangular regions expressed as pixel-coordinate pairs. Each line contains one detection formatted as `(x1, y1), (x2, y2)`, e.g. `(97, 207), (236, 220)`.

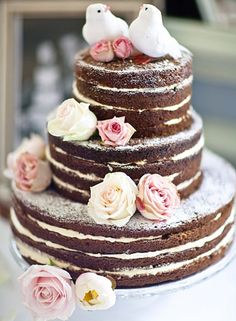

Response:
(88, 172), (138, 227)
(75, 272), (116, 311)
(48, 98), (97, 141)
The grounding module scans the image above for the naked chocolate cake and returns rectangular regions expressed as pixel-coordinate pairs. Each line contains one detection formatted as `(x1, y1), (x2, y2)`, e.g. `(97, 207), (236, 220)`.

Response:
(8, 3), (236, 291)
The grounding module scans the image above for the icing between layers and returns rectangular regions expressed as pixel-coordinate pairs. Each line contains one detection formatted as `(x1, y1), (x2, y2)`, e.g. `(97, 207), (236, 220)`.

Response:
(51, 170), (201, 195)
(164, 110), (191, 126)
(15, 226), (234, 277)
(53, 175), (90, 197)
(28, 213), (161, 242)
(11, 207), (235, 260)
(73, 82), (192, 112)
(50, 133), (204, 166)
(172, 135), (204, 161)
(76, 75), (193, 94)
(177, 171), (201, 191)
(46, 146), (180, 182)
(11, 203), (233, 247)
(46, 147), (101, 182)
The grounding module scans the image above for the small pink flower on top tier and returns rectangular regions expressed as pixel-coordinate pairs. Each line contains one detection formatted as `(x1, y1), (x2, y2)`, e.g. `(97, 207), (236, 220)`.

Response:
(97, 116), (136, 147)
(14, 152), (52, 192)
(136, 174), (180, 221)
(90, 40), (114, 62)
(112, 36), (133, 59)
(18, 265), (76, 321)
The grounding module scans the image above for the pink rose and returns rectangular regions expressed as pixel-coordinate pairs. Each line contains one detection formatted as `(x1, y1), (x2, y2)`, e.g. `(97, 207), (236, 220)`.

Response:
(14, 152), (52, 192)
(112, 36), (133, 59)
(136, 174), (180, 221)
(5, 134), (45, 179)
(19, 265), (76, 321)
(90, 40), (114, 62)
(97, 116), (136, 147)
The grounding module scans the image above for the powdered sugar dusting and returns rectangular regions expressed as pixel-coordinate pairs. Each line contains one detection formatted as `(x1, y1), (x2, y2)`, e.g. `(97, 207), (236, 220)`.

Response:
(13, 150), (236, 235)
(75, 50), (192, 75)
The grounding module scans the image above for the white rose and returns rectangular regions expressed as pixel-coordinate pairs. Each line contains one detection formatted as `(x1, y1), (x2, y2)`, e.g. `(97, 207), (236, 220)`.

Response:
(88, 172), (138, 227)
(47, 98), (97, 141)
(75, 272), (116, 311)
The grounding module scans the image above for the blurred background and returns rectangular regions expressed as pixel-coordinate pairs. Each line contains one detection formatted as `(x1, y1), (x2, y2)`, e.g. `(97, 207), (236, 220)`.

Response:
(0, 0), (236, 217)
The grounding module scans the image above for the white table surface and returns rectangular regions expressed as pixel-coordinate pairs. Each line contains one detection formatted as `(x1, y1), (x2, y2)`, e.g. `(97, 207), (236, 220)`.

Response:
(0, 217), (236, 321)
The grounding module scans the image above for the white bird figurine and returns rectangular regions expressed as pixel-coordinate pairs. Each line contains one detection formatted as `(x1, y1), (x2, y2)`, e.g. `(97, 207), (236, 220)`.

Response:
(82, 3), (129, 45)
(129, 4), (182, 59)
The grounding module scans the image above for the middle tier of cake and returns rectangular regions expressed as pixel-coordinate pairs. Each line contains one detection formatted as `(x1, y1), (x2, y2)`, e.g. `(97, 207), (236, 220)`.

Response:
(47, 110), (204, 204)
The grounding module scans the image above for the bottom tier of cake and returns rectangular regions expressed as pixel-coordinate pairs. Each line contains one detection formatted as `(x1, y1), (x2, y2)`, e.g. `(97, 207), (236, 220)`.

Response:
(11, 150), (236, 288)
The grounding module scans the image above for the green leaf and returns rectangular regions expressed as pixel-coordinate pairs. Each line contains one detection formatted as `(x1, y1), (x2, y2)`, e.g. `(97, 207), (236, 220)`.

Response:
(48, 258), (57, 267)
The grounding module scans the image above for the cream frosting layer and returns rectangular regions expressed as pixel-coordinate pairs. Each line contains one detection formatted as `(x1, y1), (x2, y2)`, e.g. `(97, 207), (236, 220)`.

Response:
(11, 209), (74, 252)
(164, 110), (191, 126)
(15, 226), (234, 277)
(47, 146), (181, 182)
(48, 131), (203, 181)
(73, 82), (191, 112)
(177, 171), (201, 191)
(51, 169), (199, 196)
(52, 145), (145, 170)
(52, 175), (90, 197)
(11, 207), (235, 260)
(52, 133), (203, 165)
(29, 213), (162, 243)
(77, 75), (193, 94)
(12, 201), (235, 249)
(172, 135), (204, 161)
(46, 147), (101, 182)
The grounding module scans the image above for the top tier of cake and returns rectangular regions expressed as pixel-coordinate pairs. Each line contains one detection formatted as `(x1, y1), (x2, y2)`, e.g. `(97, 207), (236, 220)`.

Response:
(73, 49), (193, 138)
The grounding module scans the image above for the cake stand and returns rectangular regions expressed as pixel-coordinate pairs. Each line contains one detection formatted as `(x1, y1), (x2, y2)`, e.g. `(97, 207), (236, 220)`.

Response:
(10, 238), (236, 321)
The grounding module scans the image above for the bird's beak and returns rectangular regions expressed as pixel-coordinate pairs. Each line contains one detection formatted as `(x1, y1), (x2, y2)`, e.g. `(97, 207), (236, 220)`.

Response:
(140, 4), (144, 11)
(105, 5), (111, 12)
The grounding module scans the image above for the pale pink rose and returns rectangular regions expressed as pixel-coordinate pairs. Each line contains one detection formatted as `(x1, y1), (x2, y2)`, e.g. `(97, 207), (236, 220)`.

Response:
(5, 134), (45, 179)
(75, 272), (116, 310)
(97, 117), (136, 147)
(136, 174), (180, 221)
(112, 36), (133, 59)
(90, 40), (114, 62)
(18, 265), (76, 321)
(14, 152), (52, 192)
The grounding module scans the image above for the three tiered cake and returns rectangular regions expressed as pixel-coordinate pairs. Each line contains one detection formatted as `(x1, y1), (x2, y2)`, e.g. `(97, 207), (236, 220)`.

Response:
(9, 3), (236, 289)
